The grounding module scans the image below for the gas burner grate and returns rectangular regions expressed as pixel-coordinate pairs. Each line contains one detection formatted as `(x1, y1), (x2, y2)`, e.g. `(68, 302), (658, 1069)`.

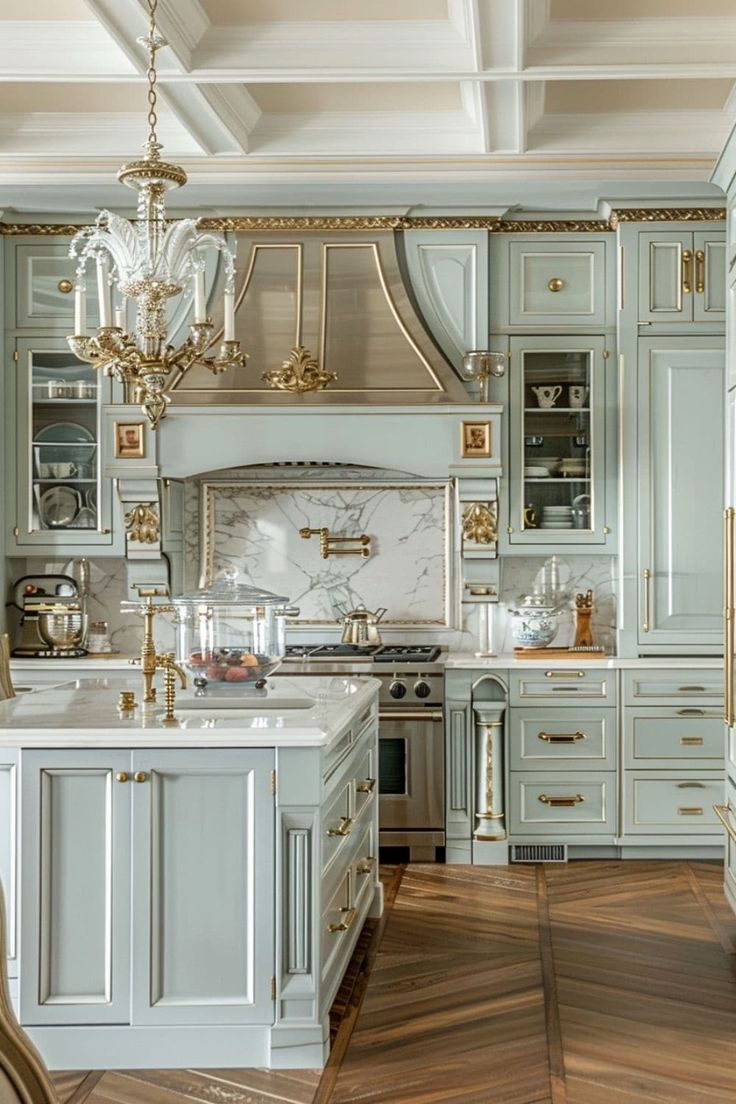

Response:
(373, 645), (441, 663)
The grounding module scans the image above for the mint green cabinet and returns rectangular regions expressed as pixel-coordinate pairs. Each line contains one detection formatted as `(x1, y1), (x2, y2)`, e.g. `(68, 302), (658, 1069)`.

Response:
(638, 231), (725, 325)
(637, 337), (724, 648)
(9, 239), (97, 332)
(503, 334), (613, 548)
(20, 749), (275, 1030)
(491, 235), (613, 331)
(8, 337), (121, 551)
(20, 750), (132, 1026)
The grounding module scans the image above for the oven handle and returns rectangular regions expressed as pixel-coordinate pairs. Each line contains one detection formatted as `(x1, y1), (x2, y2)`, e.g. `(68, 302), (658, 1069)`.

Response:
(379, 710), (444, 722)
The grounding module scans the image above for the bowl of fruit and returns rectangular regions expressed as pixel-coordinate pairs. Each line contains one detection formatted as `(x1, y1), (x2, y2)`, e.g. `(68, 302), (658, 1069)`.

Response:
(172, 569), (299, 693)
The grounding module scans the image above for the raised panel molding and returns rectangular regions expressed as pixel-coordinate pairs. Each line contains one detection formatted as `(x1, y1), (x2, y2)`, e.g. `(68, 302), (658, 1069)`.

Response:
(417, 243), (478, 354)
(0, 755), (18, 971)
(287, 829), (311, 976)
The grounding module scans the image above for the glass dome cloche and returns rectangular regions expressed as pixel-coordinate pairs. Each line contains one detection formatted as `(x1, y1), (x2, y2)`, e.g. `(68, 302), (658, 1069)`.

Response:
(172, 569), (299, 692)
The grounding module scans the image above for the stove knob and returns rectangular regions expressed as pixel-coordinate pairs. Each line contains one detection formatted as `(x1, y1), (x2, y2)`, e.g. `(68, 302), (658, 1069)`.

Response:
(414, 680), (432, 699)
(389, 680), (407, 699)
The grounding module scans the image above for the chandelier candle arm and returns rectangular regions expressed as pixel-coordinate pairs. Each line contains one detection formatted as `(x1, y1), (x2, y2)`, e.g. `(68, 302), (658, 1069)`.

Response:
(65, 0), (248, 429)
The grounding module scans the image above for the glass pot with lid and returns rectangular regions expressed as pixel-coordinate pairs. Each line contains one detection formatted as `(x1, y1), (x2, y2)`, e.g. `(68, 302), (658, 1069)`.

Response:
(172, 569), (299, 692)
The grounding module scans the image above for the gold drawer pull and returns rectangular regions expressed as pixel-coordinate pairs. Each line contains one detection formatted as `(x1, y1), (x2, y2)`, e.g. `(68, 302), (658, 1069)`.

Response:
(547, 277), (565, 293)
(116, 771), (129, 783)
(545, 671), (584, 679)
(714, 804), (736, 843)
(133, 771), (147, 783)
(678, 807), (704, 816)
(356, 777), (376, 794)
(695, 249), (705, 294)
(57, 278), (73, 294)
(328, 906), (356, 934)
(538, 793), (585, 807)
(678, 685), (706, 693)
(642, 568), (651, 633)
(677, 708), (705, 717)
(327, 816), (354, 838)
(356, 856), (376, 876)
(538, 731), (586, 743)
(676, 782), (706, 789)
(680, 736), (704, 746)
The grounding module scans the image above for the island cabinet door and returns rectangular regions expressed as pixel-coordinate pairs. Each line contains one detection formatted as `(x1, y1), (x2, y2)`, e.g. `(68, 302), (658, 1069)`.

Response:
(20, 750), (132, 1026)
(130, 749), (275, 1027)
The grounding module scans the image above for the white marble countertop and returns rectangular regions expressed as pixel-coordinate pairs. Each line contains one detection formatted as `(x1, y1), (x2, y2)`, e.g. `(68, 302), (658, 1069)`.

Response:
(0, 674), (379, 749)
(444, 652), (723, 670)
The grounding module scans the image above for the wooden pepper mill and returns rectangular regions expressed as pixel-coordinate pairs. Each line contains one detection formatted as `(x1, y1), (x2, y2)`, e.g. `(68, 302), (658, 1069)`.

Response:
(573, 590), (594, 647)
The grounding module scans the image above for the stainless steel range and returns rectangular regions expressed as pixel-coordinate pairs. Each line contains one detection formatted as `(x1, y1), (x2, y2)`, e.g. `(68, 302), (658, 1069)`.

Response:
(284, 644), (445, 860)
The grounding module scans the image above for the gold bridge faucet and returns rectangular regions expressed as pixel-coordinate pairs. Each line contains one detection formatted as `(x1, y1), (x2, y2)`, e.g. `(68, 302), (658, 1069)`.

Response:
(124, 595), (187, 721)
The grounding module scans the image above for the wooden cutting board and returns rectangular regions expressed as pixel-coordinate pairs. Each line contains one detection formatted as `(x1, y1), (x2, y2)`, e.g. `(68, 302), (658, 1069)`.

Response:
(513, 646), (606, 659)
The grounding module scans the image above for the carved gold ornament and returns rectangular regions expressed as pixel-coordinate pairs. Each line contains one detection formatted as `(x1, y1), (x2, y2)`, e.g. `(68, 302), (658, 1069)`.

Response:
(462, 503), (497, 545)
(262, 345), (336, 393)
(125, 503), (160, 544)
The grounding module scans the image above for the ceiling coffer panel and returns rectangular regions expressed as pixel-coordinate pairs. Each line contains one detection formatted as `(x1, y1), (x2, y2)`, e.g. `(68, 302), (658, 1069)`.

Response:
(172, 231), (467, 405)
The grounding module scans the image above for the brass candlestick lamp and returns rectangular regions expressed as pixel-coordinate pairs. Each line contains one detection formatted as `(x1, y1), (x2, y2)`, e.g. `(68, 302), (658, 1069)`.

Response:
(460, 351), (506, 401)
(122, 595), (187, 723)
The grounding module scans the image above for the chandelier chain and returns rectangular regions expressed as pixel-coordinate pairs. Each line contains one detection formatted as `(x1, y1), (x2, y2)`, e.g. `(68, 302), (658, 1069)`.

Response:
(146, 0), (159, 152)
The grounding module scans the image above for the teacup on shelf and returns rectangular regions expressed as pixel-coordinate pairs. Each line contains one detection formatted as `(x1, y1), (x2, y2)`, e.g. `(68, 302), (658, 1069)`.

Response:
(569, 384), (588, 408)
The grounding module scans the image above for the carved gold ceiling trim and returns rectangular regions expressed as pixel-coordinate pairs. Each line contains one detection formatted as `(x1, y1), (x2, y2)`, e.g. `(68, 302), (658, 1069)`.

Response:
(0, 208), (725, 236)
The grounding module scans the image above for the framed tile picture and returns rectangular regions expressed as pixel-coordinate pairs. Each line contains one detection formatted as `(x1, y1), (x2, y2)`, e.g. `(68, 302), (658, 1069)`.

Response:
(460, 421), (491, 459)
(114, 421), (145, 460)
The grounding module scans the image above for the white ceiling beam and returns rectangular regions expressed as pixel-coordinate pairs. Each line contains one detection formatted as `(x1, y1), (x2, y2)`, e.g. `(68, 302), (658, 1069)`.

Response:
(484, 82), (523, 154)
(0, 21), (135, 79)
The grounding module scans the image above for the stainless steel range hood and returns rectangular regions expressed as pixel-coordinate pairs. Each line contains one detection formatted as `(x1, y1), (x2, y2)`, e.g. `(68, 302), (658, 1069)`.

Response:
(170, 230), (468, 406)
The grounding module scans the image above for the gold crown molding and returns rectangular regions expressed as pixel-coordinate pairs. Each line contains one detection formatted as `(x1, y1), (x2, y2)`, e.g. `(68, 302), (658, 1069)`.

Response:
(492, 219), (611, 233)
(0, 208), (726, 237)
(609, 207), (726, 227)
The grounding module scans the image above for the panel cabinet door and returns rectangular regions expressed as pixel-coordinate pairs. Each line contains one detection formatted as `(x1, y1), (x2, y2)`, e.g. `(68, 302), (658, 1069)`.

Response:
(638, 230), (726, 324)
(401, 230), (488, 368)
(131, 749), (275, 1026)
(20, 750), (132, 1026)
(637, 337), (724, 647)
(693, 232), (726, 323)
(0, 750), (18, 980)
(13, 241), (98, 331)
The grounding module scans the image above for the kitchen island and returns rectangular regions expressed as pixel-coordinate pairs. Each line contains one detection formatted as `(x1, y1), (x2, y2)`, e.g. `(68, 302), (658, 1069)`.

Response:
(0, 674), (381, 1071)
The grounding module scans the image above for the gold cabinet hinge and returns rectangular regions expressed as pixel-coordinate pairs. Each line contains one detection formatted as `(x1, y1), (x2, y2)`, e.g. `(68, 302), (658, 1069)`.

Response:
(12, 350), (18, 362)
(12, 526), (19, 537)
(270, 769), (277, 795)
(602, 349), (610, 359)
(270, 975), (277, 1000)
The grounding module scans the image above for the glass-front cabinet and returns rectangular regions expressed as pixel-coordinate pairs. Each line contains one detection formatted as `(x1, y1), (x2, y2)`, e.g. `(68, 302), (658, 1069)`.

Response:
(11, 338), (116, 548)
(506, 334), (609, 547)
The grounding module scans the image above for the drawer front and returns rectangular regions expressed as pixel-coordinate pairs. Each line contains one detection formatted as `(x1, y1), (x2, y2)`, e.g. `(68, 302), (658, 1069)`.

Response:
(623, 669), (723, 706)
(320, 866), (353, 984)
(625, 711), (724, 766)
(352, 741), (377, 820)
(321, 779), (352, 875)
(509, 772), (616, 836)
(624, 772), (723, 834)
(323, 703), (375, 781)
(351, 820), (377, 913)
(508, 241), (607, 327)
(722, 777), (736, 898)
(509, 709), (615, 770)
(509, 669), (615, 706)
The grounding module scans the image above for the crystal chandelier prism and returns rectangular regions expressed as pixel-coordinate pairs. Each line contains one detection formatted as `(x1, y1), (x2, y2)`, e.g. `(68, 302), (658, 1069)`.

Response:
(67, 0), (246, 429)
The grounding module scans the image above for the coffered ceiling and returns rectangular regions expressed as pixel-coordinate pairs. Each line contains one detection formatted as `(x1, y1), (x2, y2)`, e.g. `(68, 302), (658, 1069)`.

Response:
(0, 0), (731, 213)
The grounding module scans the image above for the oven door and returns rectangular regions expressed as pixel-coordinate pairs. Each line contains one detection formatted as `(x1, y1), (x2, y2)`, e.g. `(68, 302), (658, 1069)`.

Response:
(378, 708), (444, 830)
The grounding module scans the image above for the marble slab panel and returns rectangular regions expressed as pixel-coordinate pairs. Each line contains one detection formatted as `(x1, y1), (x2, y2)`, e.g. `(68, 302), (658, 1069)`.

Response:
(200, 480), (452, 625)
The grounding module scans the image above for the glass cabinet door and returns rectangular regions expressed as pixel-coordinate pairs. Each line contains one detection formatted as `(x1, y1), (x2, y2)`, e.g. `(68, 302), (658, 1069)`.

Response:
(14, 339), (114, 547)
(507, 335), (608, 546)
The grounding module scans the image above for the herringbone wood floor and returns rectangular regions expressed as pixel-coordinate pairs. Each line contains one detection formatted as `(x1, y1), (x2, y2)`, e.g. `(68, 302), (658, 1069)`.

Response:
(51, 861), (736, 1104)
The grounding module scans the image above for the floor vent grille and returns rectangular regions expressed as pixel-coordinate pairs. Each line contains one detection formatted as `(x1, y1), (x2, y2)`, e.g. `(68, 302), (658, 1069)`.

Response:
(510, 844), (568, 864)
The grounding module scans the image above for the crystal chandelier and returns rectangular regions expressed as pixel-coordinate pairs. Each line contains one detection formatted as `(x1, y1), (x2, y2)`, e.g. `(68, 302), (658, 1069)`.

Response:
(67, 0), (246, 429)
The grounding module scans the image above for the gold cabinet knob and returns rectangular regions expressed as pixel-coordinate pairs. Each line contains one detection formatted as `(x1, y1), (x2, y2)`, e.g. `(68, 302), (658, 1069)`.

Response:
(116, 772), (129, 783)
(547, 277), (565, 292)
(134, 771), (148, 783)
(57, 278), (73, 294)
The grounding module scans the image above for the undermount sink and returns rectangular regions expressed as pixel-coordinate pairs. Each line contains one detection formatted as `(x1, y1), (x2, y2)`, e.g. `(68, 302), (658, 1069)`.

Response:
(176, 693), (316, 712)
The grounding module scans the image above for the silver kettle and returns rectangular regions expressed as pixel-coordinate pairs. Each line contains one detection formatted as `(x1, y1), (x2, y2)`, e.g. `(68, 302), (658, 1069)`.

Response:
(337, 604), (387, 647)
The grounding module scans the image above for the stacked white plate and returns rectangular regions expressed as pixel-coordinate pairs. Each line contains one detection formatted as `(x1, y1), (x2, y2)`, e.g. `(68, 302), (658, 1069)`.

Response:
(541, 505), (573, 529)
